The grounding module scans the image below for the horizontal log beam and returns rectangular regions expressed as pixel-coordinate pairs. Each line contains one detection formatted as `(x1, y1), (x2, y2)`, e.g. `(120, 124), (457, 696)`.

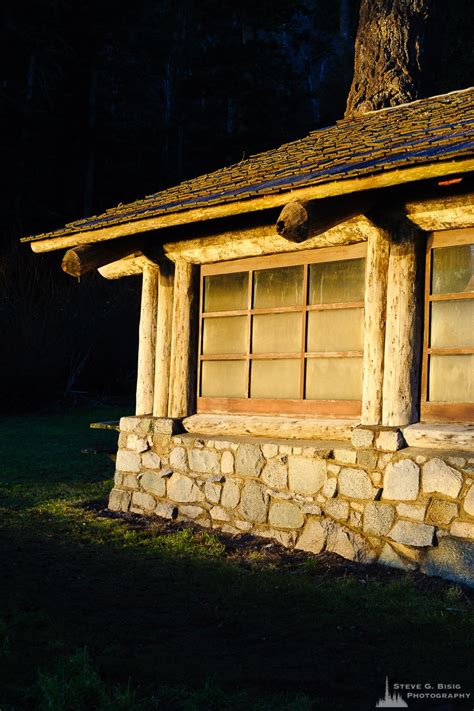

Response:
(97, 254), (160, 279)
(61, 237), (146, 277)
(81, 188), (474, 276)
(276, 193), (374, 242)
(27, 157), (474, 253)
(404, 190), (474, 231)
(163, 214), (375, 263)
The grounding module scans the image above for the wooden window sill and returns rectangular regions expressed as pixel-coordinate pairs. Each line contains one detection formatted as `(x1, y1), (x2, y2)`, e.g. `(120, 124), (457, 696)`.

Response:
(183, 413), (358, 441)
(403, 423), (474, 453)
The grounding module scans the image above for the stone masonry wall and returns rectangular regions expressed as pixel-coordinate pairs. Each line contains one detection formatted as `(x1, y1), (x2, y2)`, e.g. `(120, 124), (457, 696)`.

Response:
(109, 417), (474, 587)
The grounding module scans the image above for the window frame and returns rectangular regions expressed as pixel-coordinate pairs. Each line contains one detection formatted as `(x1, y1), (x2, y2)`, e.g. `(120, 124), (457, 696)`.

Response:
(421, 228), (474, 423)
(197, 243), (367, 417)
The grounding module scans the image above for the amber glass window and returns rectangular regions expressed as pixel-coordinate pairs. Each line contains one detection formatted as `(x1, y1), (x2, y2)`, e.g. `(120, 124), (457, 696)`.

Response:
(421, 229), (474, 422)
(198, 244), (366, 416)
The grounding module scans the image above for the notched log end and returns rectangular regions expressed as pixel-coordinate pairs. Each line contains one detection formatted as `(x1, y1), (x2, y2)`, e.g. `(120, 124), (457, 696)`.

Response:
(275, 200), (310, 242)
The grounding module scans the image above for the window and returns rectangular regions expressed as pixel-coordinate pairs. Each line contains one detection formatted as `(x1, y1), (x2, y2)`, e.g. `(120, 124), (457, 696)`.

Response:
(197, 244), (366, 416)
(421, 229), (474, 422)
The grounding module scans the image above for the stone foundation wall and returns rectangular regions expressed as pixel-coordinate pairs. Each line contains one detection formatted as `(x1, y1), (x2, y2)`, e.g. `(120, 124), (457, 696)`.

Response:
(109, 416), (474, 587)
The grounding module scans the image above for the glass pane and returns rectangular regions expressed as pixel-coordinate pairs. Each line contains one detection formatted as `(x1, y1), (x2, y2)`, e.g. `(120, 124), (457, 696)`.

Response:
(309, 258), (365, 304)
(432, 244), (474, 295)
(307, 308), (363, 352)
(305, 358), (362, 400)
(250, 359), (300, 399)
(253, 265), (304, 308)
(429, 354), (474, 402)
(430, 300), (474, 348)
(203, 272), (248, 312)
(202, 316), (247, 354)
(252, 313), (302, 354)
(201, 360), (247, 398)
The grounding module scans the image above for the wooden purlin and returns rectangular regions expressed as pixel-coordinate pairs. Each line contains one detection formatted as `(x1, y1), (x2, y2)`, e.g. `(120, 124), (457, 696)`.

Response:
(27, 160), (474, 254)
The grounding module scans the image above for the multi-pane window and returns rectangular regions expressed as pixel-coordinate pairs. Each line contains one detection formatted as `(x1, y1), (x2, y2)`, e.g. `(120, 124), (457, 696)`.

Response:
(422, 229), (474, 422)
(197, 244), (366, 416)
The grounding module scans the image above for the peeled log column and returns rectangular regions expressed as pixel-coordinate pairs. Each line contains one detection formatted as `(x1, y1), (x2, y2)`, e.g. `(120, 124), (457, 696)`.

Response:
(168, 261), (197, 419)
(153, 270), (174, 417)
(275, 194), (374, 243)
(361, 226), (390, 425)
(382, 227), (424, 426)
(136, 266), (159, 415)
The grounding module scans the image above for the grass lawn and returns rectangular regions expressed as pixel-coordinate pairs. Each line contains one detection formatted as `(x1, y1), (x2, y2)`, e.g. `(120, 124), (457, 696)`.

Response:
(0, 408), (473, 710)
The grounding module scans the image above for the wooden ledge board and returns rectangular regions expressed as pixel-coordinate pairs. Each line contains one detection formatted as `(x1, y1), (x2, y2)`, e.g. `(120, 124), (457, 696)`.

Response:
(183, 414), (358, 441)
(403, 423), (474, 452)
(89, 421), (121, 432)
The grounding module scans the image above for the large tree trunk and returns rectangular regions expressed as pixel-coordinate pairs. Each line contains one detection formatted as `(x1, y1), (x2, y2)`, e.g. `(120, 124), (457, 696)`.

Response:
(345, 0), (431, 117)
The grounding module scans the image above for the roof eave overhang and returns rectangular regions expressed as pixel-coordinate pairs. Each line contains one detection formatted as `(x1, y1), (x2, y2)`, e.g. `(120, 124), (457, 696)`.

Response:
(27, 156), (474, 254)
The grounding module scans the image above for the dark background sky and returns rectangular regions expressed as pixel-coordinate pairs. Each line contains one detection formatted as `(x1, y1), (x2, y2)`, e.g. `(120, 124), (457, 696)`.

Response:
(1, 0), (473, 411)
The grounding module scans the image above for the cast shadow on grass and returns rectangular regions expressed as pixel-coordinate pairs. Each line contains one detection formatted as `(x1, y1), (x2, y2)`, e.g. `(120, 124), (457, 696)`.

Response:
(36, 647), (313, 711)
(1, 496), (473, 711)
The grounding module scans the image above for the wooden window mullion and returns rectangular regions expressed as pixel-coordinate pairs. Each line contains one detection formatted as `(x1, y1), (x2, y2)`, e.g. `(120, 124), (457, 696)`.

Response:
(245, 270), (253, 398)
(427, 348), (474, 355)
(300, 264), (308, 400)
(197, 269), (204, 399)
(307, 301), (364, 311)
(305, 351), (364, 358)
(421, 238), (433, 408)
(429, 292), (474, 302)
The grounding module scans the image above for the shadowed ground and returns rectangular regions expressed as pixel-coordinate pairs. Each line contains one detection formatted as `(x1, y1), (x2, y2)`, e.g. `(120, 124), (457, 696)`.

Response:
(0, 409), (472, 709)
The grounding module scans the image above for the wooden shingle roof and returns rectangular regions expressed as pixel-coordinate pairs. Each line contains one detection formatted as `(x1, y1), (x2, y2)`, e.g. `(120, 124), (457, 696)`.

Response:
(23, 87), (474, 244)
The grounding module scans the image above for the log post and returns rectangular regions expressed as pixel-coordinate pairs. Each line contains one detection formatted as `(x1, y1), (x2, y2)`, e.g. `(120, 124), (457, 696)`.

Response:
(168, 260), (198, 419)
(135, 265), (159, 415)
(153, 268), (174, 417)
(382, 225), (424, 426)
(361, 225), (391, 424)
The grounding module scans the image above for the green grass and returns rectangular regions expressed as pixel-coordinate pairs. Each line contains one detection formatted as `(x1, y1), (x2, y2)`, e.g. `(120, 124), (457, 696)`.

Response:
(0, 408), (473, 710)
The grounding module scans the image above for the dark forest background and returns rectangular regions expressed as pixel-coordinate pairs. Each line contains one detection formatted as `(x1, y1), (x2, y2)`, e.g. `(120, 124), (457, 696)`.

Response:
(1, 0), (473, 412)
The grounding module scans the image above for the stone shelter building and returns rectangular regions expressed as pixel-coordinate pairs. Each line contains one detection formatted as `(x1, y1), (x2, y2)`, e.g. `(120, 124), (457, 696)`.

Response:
(23, 87), (474, 585)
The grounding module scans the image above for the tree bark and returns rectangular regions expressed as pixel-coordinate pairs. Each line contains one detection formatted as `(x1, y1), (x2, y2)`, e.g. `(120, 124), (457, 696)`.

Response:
(345, 0), (431, 117)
